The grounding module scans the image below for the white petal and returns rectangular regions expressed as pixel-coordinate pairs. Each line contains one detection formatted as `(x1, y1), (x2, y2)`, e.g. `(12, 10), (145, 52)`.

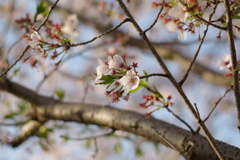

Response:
(178, 30), (187, 40)
(113, 55), (124, 63)
(119, 76), (130, 86)
(167, 22), (178, 32)
(98, 59), (103, 65)
(96, 65), (110, 75)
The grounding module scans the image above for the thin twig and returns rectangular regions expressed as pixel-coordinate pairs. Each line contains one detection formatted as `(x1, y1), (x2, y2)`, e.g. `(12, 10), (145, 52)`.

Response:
(165, 107), (194, 133)
(144, 1), (164, 33)
(60, 129), (115, 141)
(195, 86), (232, 133)
(151, 127), (185, 157)
(116, 0), (225, 159)
(223, 0), (240, 131)
(36, 0), (59, 32)
(0, 0), (60, 78)
(69, 18), (130, 47)
(0, 120), (29, 126)
(194, 103), (200, 120)
(92, 138), (98, 158)
(139, 73), (168, 79)
(0, 47), (29, 78)
(204, 86), (232, 123)
(194, 15), (226, 30)
(35, 44), (102, 92)
(179, 1), (219, 86)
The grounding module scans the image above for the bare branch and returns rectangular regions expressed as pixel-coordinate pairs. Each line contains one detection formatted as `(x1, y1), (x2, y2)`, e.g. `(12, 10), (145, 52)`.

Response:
(223, 0), (240, 131)
(116, 0), (225, 159)
(151, 127), (186, 158)
(69, 18), (130, 47)
(204, 86), (232, 123)
(194, 15), (226, 30)
(60, 129), (115, 141)
(179, 1), (219, 86)
(0, 120), (29, 126)
(165, 107), (194, 133)
(139, 73), (168, 79)
(144, 2), (164, 33)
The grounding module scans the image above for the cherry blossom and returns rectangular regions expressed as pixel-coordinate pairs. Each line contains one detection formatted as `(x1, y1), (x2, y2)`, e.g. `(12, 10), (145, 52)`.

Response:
(119, 70), (139, 92)
(108, 54), (124, 69)
(28, 31), (42, 47)
(217, 54), (232, 70)
(30, 45), (44, 57)
(168, 3), (188, 22)
(167, 22), (186, 40)
(61, 14), (79, 41)
(95, 57), (112, 81)
(28, 31), (44, 57)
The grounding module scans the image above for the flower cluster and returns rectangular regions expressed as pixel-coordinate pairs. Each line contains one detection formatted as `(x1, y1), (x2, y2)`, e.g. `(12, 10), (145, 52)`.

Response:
(61, 14), (79, 41)
(217, 54), (232, 70)
(95, 54), (140, 103)
(217, 53), (240, 78)
(21, 14), (80, 68)
(140, 94), (173, 118)
(153, 1), (205, 40)
(166, 2), (188, 40)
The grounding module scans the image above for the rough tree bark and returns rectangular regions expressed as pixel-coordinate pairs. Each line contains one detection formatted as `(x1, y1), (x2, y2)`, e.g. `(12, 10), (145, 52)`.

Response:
(1, 79), (240, 160)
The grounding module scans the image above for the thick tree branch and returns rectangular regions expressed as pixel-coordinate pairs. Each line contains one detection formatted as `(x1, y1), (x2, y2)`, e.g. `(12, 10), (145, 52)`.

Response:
(0, 79), (239, 159)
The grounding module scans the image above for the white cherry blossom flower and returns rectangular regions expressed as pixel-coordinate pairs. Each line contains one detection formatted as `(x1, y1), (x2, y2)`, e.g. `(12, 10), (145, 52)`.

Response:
(30, 45), (44, 57)
(167, 22), (187, 40)
(217, 54), (232, 70)
(119, 70), (139, 92)
(95, 57), (112, 81)
(109, 55), (124, 69)
(168, 3), (188, 22)
(29, 31), (42, 47)
(61, 14), (79, 41)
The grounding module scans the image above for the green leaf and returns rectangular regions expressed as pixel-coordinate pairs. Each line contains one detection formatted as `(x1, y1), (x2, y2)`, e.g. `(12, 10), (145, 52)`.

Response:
(135, 148), (143, 157)
(153, 142), (160, 152)
(114, 143), (121, 153)
(13, 68), (20, 76)
(95, 75), (116, 85)
(139, 79), (148, 88)
(233, 16), (240, 19)
(4, 112), (19, 119)
(36, 0), (49, 17)
(85, 139), (91, 148)
(54, 89), (65, 101)
(37, 125), (49, 139)
(143, 70), (148, 82)
(39, 141), (48, 151)
(17, 102), (27, 113)
(61, 135), (68, 143)
(153, 87), (163, 99)
(129, 85), (142, 93)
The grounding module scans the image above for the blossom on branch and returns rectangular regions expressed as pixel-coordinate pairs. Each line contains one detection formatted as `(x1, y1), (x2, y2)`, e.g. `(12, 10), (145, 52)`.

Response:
(95, 57), (112, 81)
(119, 70), (140, 92)
(28, 31), (42, 47)
(167, 21), (186, 40)
(28, 31), (44, 57)
(217, 54), (232, 70)
(168, 3), (188, 22)
(108, 54), (124, 69)
(61, 14), (79, 41)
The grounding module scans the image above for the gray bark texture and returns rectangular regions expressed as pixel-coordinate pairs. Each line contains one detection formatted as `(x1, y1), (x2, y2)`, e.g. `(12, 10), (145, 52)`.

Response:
(0, 79), (240, 160)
